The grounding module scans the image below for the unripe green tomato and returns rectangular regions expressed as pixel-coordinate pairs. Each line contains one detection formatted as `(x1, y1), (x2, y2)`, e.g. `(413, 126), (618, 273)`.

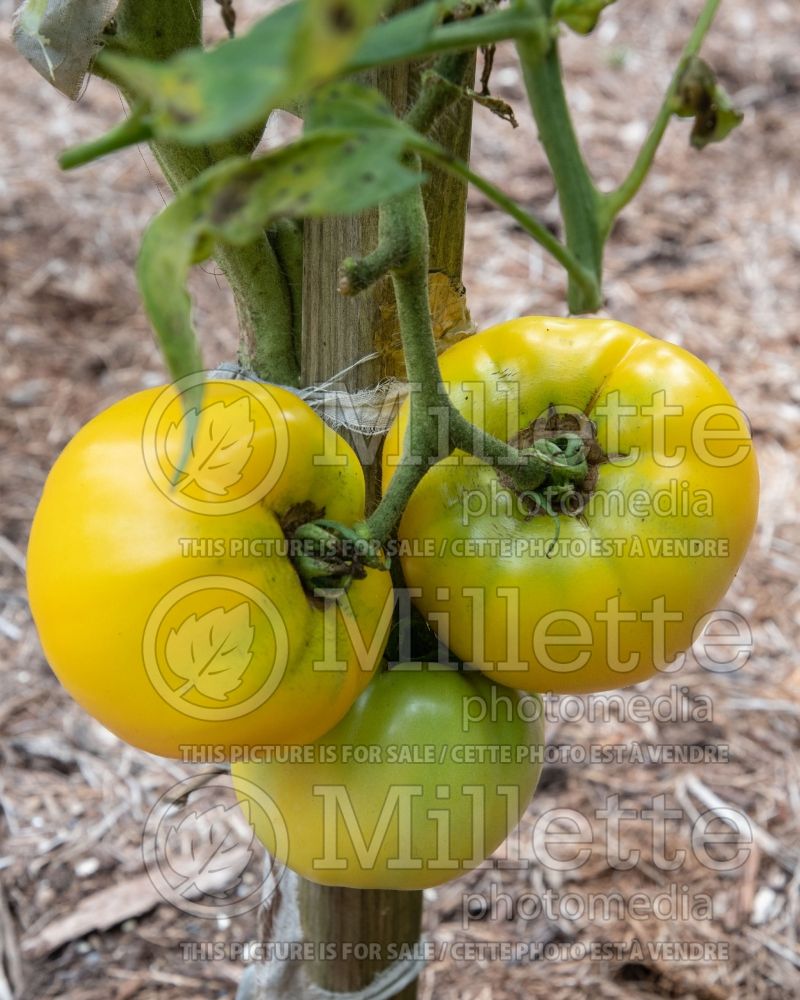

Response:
(232, 664), (545, 890)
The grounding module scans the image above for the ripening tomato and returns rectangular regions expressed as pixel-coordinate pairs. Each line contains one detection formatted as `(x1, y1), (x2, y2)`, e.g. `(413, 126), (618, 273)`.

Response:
(27, 378), (392, 757)
(232, 664), (545, 889)
(382, 317), (759, 694)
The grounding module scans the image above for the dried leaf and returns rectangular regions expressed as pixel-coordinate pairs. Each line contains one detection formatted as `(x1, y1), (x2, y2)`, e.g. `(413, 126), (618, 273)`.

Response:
(13, 0), (120, 99)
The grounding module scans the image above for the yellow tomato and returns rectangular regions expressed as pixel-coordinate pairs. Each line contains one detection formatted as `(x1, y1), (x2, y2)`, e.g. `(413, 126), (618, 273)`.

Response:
(382, 317), (759, 694)
(28, 379), (392, 757)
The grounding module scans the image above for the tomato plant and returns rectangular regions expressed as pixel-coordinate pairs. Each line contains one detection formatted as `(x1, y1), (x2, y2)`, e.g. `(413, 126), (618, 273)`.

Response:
(232, 664), (544, 889)
(14, 0), (753, 990)
(27, 380), (392, 757)
(382, 317), (759, 694)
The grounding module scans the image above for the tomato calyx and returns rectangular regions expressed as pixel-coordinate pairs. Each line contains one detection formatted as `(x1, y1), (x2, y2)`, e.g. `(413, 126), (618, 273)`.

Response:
(501, 408), (606, 521)
(282, 503), (389, 596)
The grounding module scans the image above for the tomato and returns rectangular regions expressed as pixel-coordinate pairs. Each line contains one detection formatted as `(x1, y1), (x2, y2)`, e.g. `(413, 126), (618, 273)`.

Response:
(232, 664), (544, 889)
(27, 378), (392, 757)
(382, 317), (758, 694)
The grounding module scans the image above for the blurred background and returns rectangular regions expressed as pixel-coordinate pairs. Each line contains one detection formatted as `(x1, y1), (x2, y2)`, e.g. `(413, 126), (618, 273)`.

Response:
(1, 0), (798, 997)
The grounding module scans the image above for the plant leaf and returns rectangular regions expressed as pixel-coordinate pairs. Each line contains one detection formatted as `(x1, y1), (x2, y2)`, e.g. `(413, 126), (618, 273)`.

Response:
(673, 56), (743, 150)
(94, 0), (387, 147)
(166, 605), (255, 702)
(138, 121), (421, 381)
(552, 0), (616, 35)
(12, 0), (121, 99)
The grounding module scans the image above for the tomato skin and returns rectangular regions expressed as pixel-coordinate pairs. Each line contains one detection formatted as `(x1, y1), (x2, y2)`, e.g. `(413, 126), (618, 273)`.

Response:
(232, 665), (544, 889)
(27, 380), (392, 758)
(382, 317), (759, 695)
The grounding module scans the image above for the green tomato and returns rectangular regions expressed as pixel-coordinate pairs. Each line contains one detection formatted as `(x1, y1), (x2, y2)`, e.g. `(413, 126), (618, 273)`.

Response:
(232, 664), (545, 889)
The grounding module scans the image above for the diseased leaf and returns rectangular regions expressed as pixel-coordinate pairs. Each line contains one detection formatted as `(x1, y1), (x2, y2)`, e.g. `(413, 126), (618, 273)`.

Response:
(305, 80), (414, 133)
(94, 0), (387, 147)
(294, 0), (384, 80)
(164, 804), (253, 896)
(59, 0), (482, 163)
(469, 89), (518, 128)
(138, 120), (421, 382)
(673, 56), (743, 150)
(166, 398), (254, 497)
(552, 0), (616, 35)
(412, 71), (519, 129)
(167, 604), (255, 702)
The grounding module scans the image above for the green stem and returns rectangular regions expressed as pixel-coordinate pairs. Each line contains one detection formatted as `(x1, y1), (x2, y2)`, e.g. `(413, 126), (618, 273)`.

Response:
(349, 7), (548, 72)
(415, 142), (599, 304)
(601, 0), (723, 224)
(363, 176), (443, 542)
(268, 219), (304, 370)
(358, 60), (592, 541)
(517, 29), (604, 312)
(364, 177), (587, 543)
(95, 0), (299, 386)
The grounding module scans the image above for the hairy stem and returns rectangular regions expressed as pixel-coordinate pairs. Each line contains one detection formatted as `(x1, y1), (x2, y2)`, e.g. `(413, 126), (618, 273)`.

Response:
(96, 0), (299, 385)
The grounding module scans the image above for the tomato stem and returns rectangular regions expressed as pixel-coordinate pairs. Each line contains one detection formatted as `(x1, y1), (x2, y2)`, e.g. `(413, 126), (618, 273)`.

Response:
(91, 0), (300, 388)
(516, 10), (604, 313)
(600, 0), (723, 223)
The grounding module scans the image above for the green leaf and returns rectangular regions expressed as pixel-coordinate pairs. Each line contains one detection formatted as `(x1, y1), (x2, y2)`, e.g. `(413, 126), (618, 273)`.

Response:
(97, 0), (387, 147)
(138, 122), (421, 382)
(293, 0), (386, 79)
(673, 56), (743, 150)
(62, 0), (526, 165)
(349, 0), (443, 69)
(305, 80), (414, 134)
(552, 0), (616, 35)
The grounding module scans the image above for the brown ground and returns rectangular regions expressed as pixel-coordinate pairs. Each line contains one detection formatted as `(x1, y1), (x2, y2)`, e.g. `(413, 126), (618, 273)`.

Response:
(1, 0), (799, 998)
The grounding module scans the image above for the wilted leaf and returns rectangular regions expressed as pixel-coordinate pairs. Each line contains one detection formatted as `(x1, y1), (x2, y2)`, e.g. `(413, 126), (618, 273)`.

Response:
(13, 0), (120, 99)
(552, 0), (616, 35)
(164, 803), (253, 896)
(167, 604), (254, 701)
(673, 56), (743, 150)
(166, 398), (254, 496)
(469, 89), (518, 127)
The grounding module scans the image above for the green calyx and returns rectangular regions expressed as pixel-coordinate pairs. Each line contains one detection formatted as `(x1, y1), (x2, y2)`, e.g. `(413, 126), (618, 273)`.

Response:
(509, 431), (589, 494)
(290, 519), (389, 596)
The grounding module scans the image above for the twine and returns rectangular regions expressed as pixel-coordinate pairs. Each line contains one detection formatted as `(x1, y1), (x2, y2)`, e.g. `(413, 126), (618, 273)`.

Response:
(209, 356), (408, 437)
